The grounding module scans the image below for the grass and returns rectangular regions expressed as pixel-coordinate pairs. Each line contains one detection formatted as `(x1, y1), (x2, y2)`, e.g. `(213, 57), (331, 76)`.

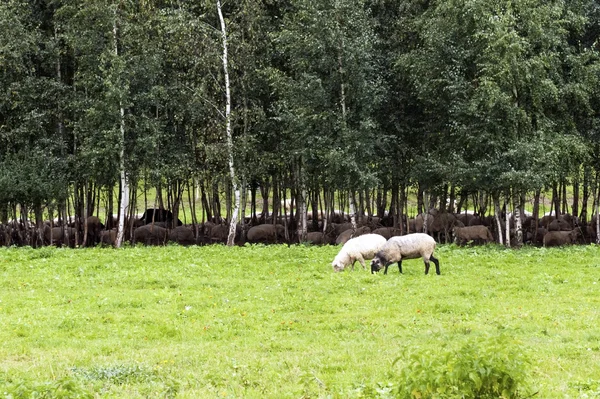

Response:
(0, 244), (599, 398)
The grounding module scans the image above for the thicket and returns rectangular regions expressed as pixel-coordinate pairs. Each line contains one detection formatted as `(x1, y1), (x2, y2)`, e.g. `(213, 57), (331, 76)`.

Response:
(1, 0), (600, 241)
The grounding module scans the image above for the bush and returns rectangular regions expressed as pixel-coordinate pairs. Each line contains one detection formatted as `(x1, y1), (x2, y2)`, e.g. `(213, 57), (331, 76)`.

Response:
(394, 335), (533, 399)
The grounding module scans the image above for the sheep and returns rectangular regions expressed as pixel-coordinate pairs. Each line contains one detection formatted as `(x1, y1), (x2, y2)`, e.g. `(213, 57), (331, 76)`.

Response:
(331, 233), (387, 272)
(453, 225), (494, 246)
(169, 226), (196, 246)
(370, 233), (440, 275)
(543, 229), (581, 247)
(100, 229), (117, 246)
(547, 216), (574, 231)
(372, 227), (403, 240)
(335, 226), (371, 245)
(247, 224), (286, 244)
(133, 224), (168, 246)
(304, 231), (334, 245)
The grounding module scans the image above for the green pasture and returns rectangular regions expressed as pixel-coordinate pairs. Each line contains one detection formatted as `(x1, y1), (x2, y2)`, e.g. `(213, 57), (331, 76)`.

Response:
(0, 244), (599, 398)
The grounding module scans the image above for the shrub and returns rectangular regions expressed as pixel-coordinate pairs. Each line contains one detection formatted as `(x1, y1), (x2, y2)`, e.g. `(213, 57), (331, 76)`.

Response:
(0, 376), (93, 398)
(394, 335), (533, 399)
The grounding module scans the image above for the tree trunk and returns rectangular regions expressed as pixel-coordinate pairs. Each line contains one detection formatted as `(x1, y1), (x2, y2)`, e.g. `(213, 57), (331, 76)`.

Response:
(448, 185), (456, 214)
(513, 191), (523, 247)
(349, 190), (357, 234)
(398, 184), (405, 235)
(572, 174), (580, 219)
(422, 190), (429, 235)
(217, 0), (239, 246)
(581, 166), (590, 225)
(114, 12), (129, 249)
(551, 182), (560, 217)
(493, 193), (504, 245)
(504, 191), (510, 247)
(417, 183), (424, 215)
(595, 171), (600, 244)
(532, 189), (540, 245)
(561, 178), (568, 215)
(82, 182), (89, 247)
(294, 159), (307, 242)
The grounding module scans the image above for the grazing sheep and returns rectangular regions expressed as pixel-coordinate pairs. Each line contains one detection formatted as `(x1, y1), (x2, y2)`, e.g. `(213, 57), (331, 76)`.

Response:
(169, 226), (196, 246)
(304, 231), (334, 245)
(247, 224), (286, 244)
(332, 222), (354, 236)
(453, 225), (494, 245)
(335, 226), (371, 245)
(372, 227), (403, 240)
(100, 229), (117, 246)
(547, 216), (573, 231)
(205, 222), (240, 243)
(133, 224), (168, 246)
(331, 233), (387, 272)
(370, 233), (440, 275)
(543, 229), (581, 247)
(44, 225), (76, 246)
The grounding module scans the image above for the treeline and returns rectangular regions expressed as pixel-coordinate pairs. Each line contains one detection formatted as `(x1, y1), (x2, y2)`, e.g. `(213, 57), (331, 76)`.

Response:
(1, 0), (600, 246)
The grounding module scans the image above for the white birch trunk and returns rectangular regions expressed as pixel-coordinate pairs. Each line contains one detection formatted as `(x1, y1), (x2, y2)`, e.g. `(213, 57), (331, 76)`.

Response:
(494, 195), (504, 245)
(514, 206), (522, 247)
(596, 184), (600, 245)
(240, 177), (247, 241)
(348, 190), (357, 234)
(505, 196), (511, 247)
(113, 12), (129, 249)
(423, 191), (429, 235)
(298, 187), (308, 243)
(217, 1), (239, 246)
(514, 196), (523, 247)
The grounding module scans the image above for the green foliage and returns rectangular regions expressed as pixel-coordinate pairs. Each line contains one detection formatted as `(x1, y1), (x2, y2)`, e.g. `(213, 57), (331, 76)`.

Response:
(0, 376), (93, 399)
(395, 336), (532, 398)
(72, 364), (153, 385)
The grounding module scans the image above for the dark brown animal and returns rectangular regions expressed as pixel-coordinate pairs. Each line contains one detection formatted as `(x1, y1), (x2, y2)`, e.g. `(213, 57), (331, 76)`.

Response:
(371, 227), (403, 240)
(44, 226), (76, 246)
(85, 216), (105, 245)
(335, 226), (371, 245)
(304, 231), (334, 245)
(543, 229), (580, 247)
(133, 225), (168, 246)
(453, 225), (494, 245)
(169, 226), (196, 246)
(547, 217), (572, 232)
(247, 224), (286, 244)
(100, 229), (117, 246)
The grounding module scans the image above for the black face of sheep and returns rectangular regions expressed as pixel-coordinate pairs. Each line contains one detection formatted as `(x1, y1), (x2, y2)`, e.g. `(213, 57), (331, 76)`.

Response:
(370, 256), (384, 274)
(370, 256), (396, 274)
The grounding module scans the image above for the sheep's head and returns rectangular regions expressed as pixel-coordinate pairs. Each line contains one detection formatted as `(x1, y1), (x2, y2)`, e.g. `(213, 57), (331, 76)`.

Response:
(370, 255), (385, 273)
(332, 260), (345, 272)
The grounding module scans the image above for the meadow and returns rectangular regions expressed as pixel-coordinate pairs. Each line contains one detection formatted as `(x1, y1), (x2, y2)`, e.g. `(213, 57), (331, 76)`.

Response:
(0, 243), (599, 398)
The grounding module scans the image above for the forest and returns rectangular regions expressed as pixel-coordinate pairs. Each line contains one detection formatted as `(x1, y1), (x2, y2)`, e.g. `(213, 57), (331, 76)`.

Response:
(1, 0), (600, 247)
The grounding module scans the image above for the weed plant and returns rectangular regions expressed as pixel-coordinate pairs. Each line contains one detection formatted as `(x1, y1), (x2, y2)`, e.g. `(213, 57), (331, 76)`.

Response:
(0, 244), (599, 397)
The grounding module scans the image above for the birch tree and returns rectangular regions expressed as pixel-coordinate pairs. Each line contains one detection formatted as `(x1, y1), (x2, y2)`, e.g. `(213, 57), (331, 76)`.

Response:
(217, 1), (240, 246)
(112, 6), (129, 248)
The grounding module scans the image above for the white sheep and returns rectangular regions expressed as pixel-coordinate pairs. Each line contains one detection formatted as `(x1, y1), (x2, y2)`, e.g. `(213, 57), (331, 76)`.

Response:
(331, 233), (387, 272)
(370, 233), (440, 275)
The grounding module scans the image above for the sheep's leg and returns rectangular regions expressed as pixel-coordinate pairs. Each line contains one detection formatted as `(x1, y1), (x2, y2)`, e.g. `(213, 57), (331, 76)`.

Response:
(383, 263), (390, 274)
(397, 261), (402, 274)
(357, 255), (366, 270)
(430, 255), (440, 275)
(424, 260), (430, 275)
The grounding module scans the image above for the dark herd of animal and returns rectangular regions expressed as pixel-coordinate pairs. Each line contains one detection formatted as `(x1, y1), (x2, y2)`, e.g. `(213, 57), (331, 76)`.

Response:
(0, 207), (593, 248)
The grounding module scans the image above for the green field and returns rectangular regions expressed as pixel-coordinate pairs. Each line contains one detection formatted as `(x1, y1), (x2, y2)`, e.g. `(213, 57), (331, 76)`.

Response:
(0, 244), (599, 398)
